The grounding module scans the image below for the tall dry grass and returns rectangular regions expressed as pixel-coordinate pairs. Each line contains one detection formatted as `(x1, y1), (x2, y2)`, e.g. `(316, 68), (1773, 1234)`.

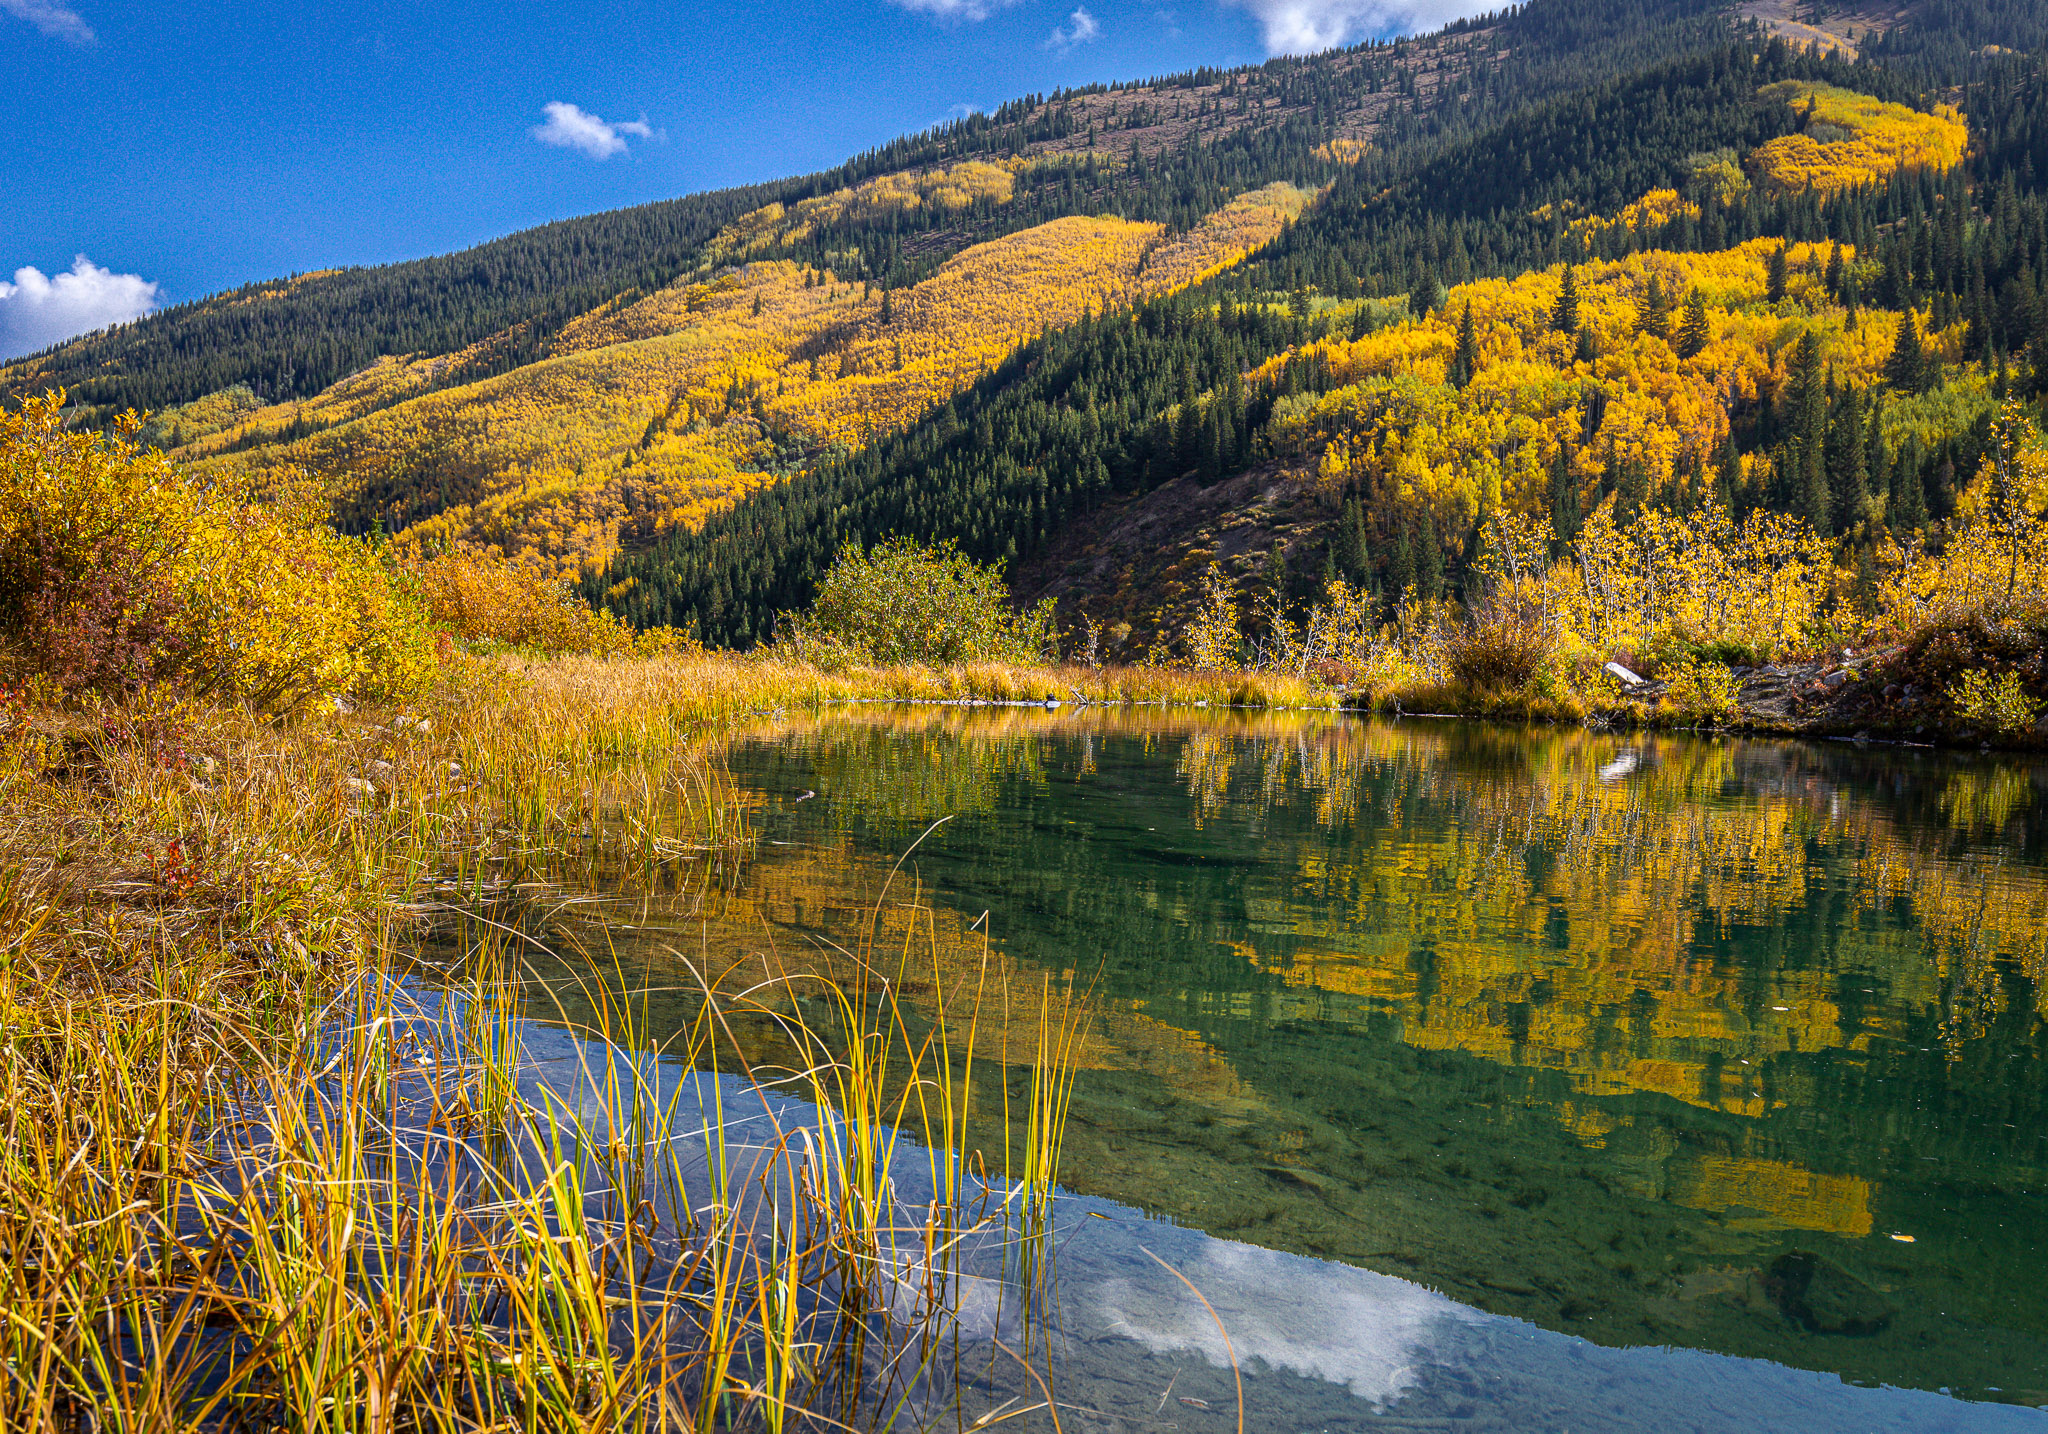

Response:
(0, 908), (1087, 1430)
(0, 650), (1110, 1429)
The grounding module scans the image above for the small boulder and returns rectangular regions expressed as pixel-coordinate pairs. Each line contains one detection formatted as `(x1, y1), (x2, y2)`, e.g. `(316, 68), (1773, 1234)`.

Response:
(1603, 661), (1645, 686)
(1765, 1251), (1894, 1336)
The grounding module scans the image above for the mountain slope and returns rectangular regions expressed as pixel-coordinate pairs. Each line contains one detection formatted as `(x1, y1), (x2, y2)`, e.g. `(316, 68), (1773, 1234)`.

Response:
(182, 187), (1309, 577)
(4, 0), (1749, 578)
(595, 37), (2048, 647)
(12, 0), (2048, 650)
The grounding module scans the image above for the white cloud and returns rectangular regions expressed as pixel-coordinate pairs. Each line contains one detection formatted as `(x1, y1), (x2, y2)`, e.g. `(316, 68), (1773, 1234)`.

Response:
(891, 0), (1018, 21)
(0, 0), (93, 43)
(0, 256), (158, 360)
(1224, 0), (1486, 53)
(1047, 5), (1100, 46)
(531, 101), (656, 161)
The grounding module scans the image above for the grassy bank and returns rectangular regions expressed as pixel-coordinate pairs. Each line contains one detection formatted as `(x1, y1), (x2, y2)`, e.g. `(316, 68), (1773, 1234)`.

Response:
(7, 641), (1273, 1429)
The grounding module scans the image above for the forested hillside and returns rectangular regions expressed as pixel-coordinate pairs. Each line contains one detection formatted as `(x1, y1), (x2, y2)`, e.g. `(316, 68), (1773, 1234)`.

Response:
(10, 0), (2048, 655)
(593, 29), (2048, 648)
(0, 0), (1767, 585)
(2, 0), (1722, 426)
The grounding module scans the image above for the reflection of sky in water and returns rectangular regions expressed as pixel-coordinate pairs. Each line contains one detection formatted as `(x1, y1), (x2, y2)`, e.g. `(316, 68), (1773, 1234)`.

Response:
(514, 1024), (2048, 1433)
(1089, 1236), (1471, 1406)
(1056, 1204), (2048, 1431)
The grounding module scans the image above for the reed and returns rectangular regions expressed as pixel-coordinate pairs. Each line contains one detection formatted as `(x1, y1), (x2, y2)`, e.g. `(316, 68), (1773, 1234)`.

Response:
(0, 873), (1085, 1430)
(3, 638), (1315, 1428)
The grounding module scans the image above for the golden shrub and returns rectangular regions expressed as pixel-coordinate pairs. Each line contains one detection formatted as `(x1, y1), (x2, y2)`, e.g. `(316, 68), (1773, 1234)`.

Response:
(0, 390), (436, 710)
(411, 544), (690, 657)
(1949, 669), (2037, 733)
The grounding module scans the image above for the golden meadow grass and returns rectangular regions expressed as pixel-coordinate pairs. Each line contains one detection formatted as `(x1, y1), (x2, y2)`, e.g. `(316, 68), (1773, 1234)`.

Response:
(0, 647), (1213, 1430)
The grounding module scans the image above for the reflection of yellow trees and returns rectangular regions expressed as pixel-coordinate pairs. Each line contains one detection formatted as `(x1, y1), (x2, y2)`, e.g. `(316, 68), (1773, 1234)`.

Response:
(1110, 720), (2048, 1097)
(584, 833), (1263, 1124)
(1669, 1154), (1873, 1237)
(553, 708), (2042, 1246)
(193, 189), (1309, 579)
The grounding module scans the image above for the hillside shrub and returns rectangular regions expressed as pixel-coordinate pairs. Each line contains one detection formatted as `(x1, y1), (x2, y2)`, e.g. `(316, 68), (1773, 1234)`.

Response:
(1949, 669), (2039, 734)
(1896, 614), (2048, 717)
(1446, 598), (1559, 693)
(780, 537), (1054, 667)
(1663, 659), (1742, 726)
(412, 544), (688, 657)
(0, 391), (436, 710)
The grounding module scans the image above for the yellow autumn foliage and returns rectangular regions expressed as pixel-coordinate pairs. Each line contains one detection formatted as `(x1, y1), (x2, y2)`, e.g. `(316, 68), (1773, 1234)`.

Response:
(174, 325), (539, 460)
(1564, 188), (1700, 248)
(703, 159), (1030, 264)
(0, 392), (436, 710)
(198, 185), (1311, 579)
(1878, 398), (2048, 626)
(1748, 81), (1968, 196)
(1251, 234), (1973, 538)
(139, 383), (261, 445)
(411, 544), (692, 656)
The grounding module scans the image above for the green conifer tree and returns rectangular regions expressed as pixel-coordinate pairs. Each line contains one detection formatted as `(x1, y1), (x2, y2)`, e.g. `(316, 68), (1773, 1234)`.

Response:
(1450, 302), (1478, 388)
(1551, 266), (1580, 334)
(1885, 312), (1925, 393)
(1634, 274), (1670, 338)
(1674, 290), (1709, 358)
(1548, 444), (1581, 545)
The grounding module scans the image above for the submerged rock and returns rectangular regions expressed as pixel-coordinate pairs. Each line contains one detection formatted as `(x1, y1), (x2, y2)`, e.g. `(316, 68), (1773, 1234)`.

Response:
(1765, 1251), (1895, 1336)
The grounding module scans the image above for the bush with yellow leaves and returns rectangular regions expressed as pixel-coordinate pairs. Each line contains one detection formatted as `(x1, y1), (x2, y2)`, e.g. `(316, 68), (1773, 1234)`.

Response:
(1662, 659), (1743, 726)
(410, 544), (691, 657)
(1948, 668), (2039, 734)
(777, 536), (1054, 667)
(0, 390), (436, 711)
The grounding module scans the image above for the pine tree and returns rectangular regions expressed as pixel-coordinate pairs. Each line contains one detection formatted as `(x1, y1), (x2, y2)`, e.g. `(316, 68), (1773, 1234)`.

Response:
(1416, 507), (1443, 601)
(1766, 243), (1790, 304)
(1716, 429), (1741, 509)
(1891, 441), (1926, 532)
(1388, 524), (1415, 605)
(1828, 386), (1868, 534)
(1551, 266), (1579, 335)
(1865, 394), (1890, 523)
(1449, 302), (1478, 388)
(880, 288), (894, 325)
(1336, 497), (1372, 586)
(1788, 334), (1829, 533)
(1674, 289), (1709, 358)
(1548, 444), (1581, 545)
(1823, 241), (1844, 298)
(2030, 298), (2048, 398)
(1884, 311), (1924, 393)
(1259, 540), (1290, 617)
(1634, 274), (1670, 338)
(1409, 266), (1441, 319)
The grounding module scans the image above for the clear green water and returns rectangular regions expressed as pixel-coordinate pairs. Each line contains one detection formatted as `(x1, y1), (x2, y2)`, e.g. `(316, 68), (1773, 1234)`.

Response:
(538, 708), (2048, 1424)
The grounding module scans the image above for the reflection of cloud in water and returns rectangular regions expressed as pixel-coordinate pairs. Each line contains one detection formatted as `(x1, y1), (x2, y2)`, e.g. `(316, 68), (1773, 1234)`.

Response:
(1090, 1238), (1475, 1407)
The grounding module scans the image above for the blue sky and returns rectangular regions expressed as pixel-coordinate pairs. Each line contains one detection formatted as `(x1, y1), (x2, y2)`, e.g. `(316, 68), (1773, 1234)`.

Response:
(1, 0), (1471, 357)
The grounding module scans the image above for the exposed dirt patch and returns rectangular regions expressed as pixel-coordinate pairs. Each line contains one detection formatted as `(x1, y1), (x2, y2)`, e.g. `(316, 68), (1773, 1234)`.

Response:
(1013, 461), (1333, 658)
(1736, 0), (1902, 57)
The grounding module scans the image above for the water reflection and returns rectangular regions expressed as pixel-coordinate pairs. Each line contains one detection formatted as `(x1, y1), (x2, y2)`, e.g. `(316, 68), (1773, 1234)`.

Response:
(528, 708), (2048, 1410)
